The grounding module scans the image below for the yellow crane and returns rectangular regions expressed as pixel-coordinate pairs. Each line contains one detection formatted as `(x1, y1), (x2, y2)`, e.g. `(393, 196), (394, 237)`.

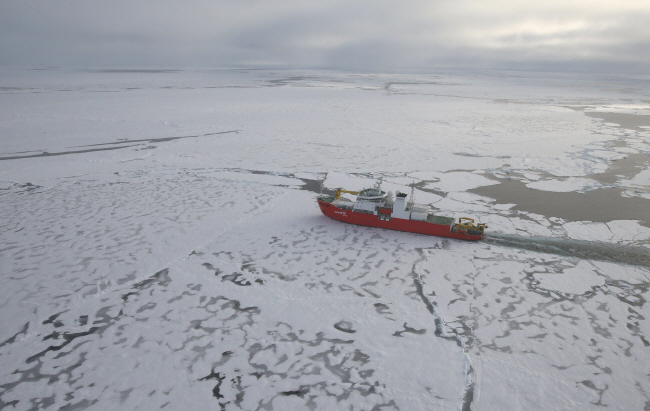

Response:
(335, 188), (359, 200)
(455, 217), (487, 233)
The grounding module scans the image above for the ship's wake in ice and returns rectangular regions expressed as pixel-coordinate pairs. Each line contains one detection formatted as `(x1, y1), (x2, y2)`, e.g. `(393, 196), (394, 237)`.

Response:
(483, 233), (650, 268)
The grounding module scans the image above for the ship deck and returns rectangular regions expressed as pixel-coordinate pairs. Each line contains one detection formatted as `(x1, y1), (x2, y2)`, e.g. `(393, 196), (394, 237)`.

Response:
(318, 195), (455, 226)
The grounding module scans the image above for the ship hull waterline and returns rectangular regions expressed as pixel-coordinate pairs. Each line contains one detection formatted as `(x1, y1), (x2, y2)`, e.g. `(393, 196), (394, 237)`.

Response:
(318, 199), (483, 241)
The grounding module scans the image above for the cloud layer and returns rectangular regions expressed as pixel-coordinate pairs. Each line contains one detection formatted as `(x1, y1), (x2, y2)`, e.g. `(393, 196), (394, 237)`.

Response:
(1, 0), (649, 72)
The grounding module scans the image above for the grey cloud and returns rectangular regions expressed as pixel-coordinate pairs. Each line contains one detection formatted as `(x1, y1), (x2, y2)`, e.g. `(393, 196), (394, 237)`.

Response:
(0, 0), (648, 72)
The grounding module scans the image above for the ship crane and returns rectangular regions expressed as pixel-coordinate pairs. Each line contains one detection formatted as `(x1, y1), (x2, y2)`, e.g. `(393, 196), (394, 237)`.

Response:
(334, 188), (359, 200)
(455, 217), (487, 234)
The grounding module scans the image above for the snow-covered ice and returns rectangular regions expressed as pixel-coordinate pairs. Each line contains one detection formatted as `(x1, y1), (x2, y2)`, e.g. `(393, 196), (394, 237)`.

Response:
(1, 68), (649, 410)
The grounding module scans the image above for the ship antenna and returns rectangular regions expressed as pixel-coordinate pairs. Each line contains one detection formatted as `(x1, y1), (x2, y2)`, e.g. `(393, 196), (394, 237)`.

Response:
(409, 180), (415, 207)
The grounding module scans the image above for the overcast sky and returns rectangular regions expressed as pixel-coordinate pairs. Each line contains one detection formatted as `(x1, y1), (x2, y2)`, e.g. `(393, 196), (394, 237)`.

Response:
(1, 0), (649, 72)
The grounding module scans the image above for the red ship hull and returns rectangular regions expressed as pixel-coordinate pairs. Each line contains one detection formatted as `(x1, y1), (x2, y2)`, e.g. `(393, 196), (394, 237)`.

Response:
(318, 199), (483, 241)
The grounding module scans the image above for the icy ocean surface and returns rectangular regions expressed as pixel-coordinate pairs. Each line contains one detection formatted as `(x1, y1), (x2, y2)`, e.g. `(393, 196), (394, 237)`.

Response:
(1, 68), (649, 410)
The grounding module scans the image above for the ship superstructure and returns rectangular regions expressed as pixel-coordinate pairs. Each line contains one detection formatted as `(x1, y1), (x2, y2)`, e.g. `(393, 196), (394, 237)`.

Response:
(317, 181), (486, 241)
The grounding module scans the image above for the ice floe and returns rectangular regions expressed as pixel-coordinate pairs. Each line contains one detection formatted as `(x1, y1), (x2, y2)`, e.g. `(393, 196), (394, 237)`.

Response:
(526, 177), (600, 192)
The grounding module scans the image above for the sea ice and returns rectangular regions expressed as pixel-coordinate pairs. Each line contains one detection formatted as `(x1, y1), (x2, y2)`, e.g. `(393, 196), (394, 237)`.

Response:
(533, 260), (606, 294)
(1, 68), (649, 411)
(421, 171), (499, 193)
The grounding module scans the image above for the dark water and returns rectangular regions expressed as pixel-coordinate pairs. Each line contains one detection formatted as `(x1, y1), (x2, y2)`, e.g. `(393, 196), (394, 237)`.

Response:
(591, 153), (649, 185)
(471, 179), (649, 224)
(584, 112), (650, 132)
